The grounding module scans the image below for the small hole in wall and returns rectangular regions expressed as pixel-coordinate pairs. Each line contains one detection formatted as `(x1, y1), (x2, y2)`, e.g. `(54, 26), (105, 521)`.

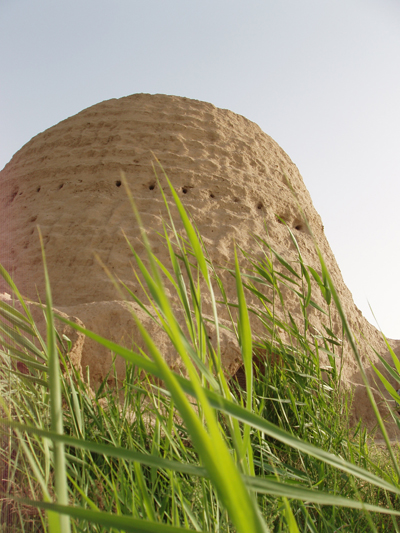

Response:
(149, 184), (155, 191)
(36, 186), (41, 193)
(115, 180), (122, 187)
(210, 193), (215, 198)
(293, 219), (307, 232)
(58, 184), (64, 190)
(182, 187), (188, 194)
(257, 202), (263, 210)
(233, 197), (240, 203)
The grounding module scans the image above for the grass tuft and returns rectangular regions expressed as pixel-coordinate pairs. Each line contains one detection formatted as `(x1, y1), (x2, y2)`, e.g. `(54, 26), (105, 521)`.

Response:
(1, 169), (400, 532)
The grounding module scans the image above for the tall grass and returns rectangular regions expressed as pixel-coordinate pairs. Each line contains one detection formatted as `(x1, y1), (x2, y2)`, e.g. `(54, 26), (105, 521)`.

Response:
(1, 170), (400, 532)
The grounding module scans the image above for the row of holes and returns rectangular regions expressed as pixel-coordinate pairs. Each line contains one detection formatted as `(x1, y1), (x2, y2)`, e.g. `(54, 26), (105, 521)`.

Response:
(116, 181), (305, 230)
(33, 180), (304, 232)
(137, 182), (247, 205)
(41, 180), (276, 212)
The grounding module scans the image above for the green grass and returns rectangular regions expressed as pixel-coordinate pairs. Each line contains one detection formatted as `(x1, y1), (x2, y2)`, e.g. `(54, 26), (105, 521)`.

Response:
(1, 169), (400, 532)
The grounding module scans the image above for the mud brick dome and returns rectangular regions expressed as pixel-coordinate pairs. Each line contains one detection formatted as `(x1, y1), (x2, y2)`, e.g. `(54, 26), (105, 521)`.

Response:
(1, 93), (397, 434)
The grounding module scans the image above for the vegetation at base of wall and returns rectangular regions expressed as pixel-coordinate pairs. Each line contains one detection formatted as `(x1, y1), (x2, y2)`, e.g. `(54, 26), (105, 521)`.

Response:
(1, 169), (400, 532)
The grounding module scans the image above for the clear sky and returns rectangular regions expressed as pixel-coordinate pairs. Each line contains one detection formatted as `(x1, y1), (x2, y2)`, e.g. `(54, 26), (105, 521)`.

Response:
(1, 0), (399, 337)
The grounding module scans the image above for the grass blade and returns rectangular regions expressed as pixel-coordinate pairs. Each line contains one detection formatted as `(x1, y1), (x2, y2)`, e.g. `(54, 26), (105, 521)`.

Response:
(39, 229), (71, 533)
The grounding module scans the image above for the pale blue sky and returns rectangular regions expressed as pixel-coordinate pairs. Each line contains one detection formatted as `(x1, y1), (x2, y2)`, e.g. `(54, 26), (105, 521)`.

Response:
(1, 0), (399, 337)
